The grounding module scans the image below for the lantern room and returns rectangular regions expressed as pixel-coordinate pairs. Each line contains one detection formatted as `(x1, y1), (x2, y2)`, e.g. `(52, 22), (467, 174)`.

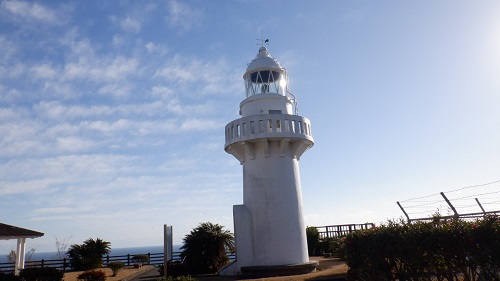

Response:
(243, 47), (289, 97)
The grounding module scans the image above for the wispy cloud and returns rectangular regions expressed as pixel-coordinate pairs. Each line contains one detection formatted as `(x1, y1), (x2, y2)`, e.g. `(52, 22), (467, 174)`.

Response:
(154, 54), (241, 96)
(165, 0), (202, 32)
(0, 0), (59, 24)
(0, 0), (243, 250)
(63, 56), (139, 83)
(120, 15), (141, 33)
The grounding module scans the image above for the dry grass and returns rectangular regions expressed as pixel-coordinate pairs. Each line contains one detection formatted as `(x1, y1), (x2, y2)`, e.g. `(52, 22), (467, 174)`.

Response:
(63, 265), (154, 281)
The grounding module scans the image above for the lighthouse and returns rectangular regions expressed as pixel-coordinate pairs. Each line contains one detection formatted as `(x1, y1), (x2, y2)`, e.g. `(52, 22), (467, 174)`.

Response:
(221, 46), (316, 276)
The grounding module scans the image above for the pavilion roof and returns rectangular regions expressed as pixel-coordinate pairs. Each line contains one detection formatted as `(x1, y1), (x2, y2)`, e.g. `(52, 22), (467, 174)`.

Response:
(0, 223), (44, 240)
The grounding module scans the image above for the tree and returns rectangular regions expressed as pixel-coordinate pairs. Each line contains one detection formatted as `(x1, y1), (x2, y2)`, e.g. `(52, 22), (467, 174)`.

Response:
(25, 246), (38, 262)
(55, 235), (72, 259)
(180, 222), (235, 275)
(67, 238), (111, 271)
(7, 250), (16, 263)
(107, 262), (125, 277)
(306, 226), (320, 256)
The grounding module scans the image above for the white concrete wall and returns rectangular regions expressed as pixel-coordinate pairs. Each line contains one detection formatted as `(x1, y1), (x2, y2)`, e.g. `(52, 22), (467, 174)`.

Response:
(233, 205), (254, 266)
(238, 139), (309, 267)
(240, 93), (293, 117)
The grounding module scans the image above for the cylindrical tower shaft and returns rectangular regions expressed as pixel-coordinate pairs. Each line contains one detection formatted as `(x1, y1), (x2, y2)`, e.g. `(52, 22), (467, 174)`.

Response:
(242, 140), (308, 265)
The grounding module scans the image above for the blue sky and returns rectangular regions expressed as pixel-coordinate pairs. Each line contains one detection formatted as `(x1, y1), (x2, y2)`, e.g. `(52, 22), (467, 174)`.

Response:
(1, 0), (500, 254)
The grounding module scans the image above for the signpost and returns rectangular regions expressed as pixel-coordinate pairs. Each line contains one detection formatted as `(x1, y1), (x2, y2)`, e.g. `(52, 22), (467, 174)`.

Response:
(163, 225), (173, 277)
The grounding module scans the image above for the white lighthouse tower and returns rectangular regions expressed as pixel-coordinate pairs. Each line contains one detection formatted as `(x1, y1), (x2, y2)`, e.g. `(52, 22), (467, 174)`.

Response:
(222, 46), (316, 276)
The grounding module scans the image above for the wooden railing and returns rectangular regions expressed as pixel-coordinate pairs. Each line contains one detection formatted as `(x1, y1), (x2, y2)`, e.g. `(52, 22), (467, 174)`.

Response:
(315, 223), (375, 239)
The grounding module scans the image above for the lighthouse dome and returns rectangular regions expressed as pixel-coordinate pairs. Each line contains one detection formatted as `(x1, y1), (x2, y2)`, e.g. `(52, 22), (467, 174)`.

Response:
(245, 47), (282, 74)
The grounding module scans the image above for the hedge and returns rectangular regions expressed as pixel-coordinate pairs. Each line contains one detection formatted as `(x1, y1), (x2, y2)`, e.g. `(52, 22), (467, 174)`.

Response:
(343, 216), (500, 281)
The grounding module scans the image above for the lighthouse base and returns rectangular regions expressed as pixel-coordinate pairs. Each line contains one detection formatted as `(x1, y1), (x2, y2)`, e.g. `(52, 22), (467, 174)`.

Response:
(219, 260), (318, 277)
(240, 261), (318, 278)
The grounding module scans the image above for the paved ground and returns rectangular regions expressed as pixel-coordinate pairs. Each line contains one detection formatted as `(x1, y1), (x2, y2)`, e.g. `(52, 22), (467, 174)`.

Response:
(128, 257), (348, 281)
(128, 266), (162, 281)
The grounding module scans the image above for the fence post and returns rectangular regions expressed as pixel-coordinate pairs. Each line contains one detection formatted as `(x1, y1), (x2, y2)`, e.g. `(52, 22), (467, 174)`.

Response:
(127, 254), (131, 266)
(147, 253), (151, 265)
(41, 259), (45, 268)
(440, 192), (459, 219)
(397, 201), (411, 223)
(63, 258), (67, 272)
(475, 198), (487, 215)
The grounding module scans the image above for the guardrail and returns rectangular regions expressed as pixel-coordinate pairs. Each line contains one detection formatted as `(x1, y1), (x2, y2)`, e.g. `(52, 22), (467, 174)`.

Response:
(0, 252), (182, 274)
(315, 223), (375, 239)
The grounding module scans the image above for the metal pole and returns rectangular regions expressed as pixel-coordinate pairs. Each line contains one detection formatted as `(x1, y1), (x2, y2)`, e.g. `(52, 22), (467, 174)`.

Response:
(397, 201), (411, 223)
(163, 224), (168, 277)
(440, 192), (459, 219)
(475, 198), (486, 214)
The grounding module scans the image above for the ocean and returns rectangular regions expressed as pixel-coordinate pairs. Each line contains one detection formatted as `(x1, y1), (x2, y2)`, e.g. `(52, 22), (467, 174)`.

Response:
(0, 245), (183, 264)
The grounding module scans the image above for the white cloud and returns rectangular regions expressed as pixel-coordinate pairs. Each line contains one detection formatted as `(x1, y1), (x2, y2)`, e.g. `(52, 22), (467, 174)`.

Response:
(31, 63), (58, 80)
(150, 86), (174, 99)
(56, 136), (94, 152)
(166, 0), (202, 32)
(1, 0), (60, 25)
(34, 101), (117, 120)
(180, 118), (220, 131)
(145, 42), (169, 55)
(154, 54), (238, 95)
(97, 82), (133, 98)
(0, 178), (61, 196)
(32, 99), (212, 121)
(0, 36), (18, 63)
(64, 55), (139, 83)
(82, 119), (131, 134)
(120, 16), (141, 33)
(112, 35), (124, 48)
(0, 63), (25, 79)
(0, 87), (22, 103)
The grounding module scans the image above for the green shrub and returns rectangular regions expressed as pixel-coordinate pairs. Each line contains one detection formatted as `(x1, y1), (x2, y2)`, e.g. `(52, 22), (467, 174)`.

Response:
(157, 261), (189, 277)
(319, 237), (345, 258)
(306, 226), (320, 256)
(344, 216), (500, 281)
(0, 272), (20, 281)
(19, 267), (64, 281)
(106, 262), (125, 277)
(76, 270), (106, 281)
(131, 254), (150, 264)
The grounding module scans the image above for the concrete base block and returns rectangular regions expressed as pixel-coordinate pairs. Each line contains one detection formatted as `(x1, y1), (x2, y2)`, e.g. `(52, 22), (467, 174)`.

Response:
(240, 261), (318, 278)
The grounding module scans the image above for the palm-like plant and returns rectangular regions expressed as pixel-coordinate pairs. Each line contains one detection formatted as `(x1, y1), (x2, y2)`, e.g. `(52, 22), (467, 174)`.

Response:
(180, 222), (235, 274)
(67, 238), (111, 270)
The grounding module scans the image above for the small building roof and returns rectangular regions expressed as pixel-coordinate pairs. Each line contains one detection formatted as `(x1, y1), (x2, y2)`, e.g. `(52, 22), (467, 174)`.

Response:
(0, 223), (44, 240)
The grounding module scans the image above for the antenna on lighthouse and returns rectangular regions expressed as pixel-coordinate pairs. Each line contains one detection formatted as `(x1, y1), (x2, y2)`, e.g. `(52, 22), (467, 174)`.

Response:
(256, 30), (269, 46)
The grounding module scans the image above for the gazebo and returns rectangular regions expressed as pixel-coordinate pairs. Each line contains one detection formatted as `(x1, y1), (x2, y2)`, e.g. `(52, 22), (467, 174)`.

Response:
(0, 223), (44, 274)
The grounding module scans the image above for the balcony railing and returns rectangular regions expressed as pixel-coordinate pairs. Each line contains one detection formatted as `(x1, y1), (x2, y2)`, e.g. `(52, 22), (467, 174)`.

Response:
(225, 114), (313, 148)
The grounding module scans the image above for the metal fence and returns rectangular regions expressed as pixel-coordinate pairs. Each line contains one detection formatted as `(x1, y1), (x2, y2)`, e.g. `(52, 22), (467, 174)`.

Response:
(398, 191), (500, 223)
(0, 251), (181, 274)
